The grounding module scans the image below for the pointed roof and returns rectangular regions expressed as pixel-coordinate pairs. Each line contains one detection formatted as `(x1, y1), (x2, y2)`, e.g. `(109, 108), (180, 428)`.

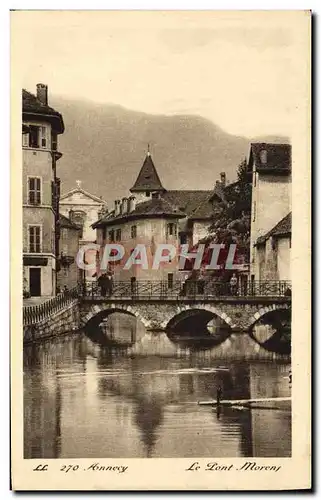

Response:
(130, 153), (165, 193)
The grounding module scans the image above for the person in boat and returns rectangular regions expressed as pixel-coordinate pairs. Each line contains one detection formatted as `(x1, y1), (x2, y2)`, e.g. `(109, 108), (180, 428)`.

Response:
(216, 386), (222, 405)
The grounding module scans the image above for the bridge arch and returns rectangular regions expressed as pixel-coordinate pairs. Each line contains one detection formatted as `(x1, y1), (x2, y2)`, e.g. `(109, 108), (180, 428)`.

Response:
(247, 303), (291, 330)
(80, 303), (151, 330)
(162, 304), (236, 331)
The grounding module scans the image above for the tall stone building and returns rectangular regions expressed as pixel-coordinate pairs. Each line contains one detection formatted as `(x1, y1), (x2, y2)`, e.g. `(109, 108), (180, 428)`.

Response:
(22, 84), (64, 297)
(59, 181), (107, 244)
(59, 182), (108, 280)
(57, 214), (82, 291)
(93, 150), (214, 284)
(247, 143), (292, 282)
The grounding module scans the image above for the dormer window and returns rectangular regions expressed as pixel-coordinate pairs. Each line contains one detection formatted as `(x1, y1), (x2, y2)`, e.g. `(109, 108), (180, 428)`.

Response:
(260, 149), (267, 164)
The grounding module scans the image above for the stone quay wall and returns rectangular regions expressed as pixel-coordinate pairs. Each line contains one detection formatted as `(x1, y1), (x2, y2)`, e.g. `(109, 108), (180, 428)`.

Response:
(23, 299), (80, 343)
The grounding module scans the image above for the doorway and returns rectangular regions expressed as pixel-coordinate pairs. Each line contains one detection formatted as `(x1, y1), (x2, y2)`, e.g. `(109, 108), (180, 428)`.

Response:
(29, 268), (41, 296)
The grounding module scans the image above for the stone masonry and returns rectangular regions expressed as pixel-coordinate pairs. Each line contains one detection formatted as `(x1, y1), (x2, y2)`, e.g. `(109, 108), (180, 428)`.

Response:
(23, 299), (80, 343)
(80, 297), (291, 332)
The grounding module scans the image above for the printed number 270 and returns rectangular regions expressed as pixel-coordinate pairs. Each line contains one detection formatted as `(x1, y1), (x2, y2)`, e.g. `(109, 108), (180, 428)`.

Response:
(60, 465), (79, 473)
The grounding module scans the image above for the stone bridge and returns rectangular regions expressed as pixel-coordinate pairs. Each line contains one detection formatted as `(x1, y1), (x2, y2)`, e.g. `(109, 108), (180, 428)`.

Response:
(79, 296), (291, 333)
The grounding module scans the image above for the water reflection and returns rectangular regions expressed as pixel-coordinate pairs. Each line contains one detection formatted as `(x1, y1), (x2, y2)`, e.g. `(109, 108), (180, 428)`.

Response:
(24, 332), (291, 459)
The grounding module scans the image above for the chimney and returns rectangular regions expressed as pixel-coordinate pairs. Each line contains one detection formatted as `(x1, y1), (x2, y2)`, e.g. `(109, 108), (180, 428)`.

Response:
(98, 205), (108, 219)
(260, 149), (268, 164)
(220, 172), (226, 187)
(36, 83), (48, 106)
(128, 195), (136, 212)
(114, 199), (121, 216)
(121, 197), (127, 215)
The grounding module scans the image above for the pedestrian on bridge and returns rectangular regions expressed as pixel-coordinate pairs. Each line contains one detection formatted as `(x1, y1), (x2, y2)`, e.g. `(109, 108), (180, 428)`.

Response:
(230, 273), (238, 295)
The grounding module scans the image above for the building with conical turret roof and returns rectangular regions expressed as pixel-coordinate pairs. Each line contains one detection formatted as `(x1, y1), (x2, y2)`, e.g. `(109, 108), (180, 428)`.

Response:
(93, 147), (221, 283)
(129, 148), (165, 204)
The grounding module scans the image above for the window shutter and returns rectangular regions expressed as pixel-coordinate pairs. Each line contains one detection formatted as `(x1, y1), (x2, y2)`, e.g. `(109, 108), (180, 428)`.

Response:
(22, 133), (29, 147)
(41, 126), (47, 148)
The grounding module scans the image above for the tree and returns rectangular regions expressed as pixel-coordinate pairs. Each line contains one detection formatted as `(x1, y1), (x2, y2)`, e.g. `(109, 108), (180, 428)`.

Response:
(186, 159), (252, 282)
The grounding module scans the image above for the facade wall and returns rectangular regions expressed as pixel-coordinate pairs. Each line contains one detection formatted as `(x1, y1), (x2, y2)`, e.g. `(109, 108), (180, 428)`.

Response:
(277, 237), (291, 281)
(96, 216), (212, 283)
(254, 236), (291, 282)
(97, 217), (183, 282)
(250, 166), (291, 279)
(23, 256), (56, 297)
(59, 192), (106, 243)
(23, 119), (58, 297)
(23, 208), (55, 255)
(57, 226), (81, 290)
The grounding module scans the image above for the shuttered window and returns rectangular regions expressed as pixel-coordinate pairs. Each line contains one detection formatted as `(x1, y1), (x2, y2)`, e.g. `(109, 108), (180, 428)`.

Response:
(28, 177), (41, 205)
(29, 226), (41, 253)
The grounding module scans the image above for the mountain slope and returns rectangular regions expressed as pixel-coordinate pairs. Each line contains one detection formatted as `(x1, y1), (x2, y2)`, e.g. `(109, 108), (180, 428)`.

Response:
(51, 96), (289, 207)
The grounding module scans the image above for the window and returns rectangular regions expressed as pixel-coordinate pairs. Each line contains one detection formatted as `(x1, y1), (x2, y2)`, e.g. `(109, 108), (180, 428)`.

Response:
(109, 230), (115, 242)
(40, 126), (47, 148)
(22, 132), (29, 147)
(167, 223), (177, 237)
(29, 125), (39, 148)
(29, 226), (41, 253)
(51, 131), (58, 151)
(145, 192), (151, 197)
(28, 177), (41, 205)
(168, 273), (174, 289)
(60, 228), (68, 240)
(27, 125), (47, 148)
(131, 225), (137, 239)
(180, 233), (187, 245)
(116, 228), (122, 241)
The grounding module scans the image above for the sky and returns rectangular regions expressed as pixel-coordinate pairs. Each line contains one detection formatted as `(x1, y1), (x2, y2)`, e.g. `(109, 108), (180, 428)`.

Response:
(12, 10), (309, 138)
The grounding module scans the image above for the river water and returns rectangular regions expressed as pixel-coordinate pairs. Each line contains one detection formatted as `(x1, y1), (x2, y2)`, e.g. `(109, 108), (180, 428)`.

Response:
(24, 325), (291, 459)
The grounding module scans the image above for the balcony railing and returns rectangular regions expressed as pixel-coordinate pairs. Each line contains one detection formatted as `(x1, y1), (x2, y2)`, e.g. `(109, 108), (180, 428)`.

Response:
(81, 280), (292, 300)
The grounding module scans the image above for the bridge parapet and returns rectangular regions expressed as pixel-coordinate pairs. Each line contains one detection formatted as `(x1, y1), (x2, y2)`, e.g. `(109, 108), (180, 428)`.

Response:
(81, 279), (291, 301)
(79, 280), (291, 333)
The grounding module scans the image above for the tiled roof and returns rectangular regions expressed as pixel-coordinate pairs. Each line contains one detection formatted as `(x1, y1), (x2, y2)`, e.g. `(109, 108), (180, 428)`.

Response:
(162, 190), (212, 218)
(248, 143), (291, 174)
(22, 89), (64, 133)
(256, 212), (292, 245)
(92, 197), (185, 228)
(59, 213), (82, 230)
(130, 154), (165, 192)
